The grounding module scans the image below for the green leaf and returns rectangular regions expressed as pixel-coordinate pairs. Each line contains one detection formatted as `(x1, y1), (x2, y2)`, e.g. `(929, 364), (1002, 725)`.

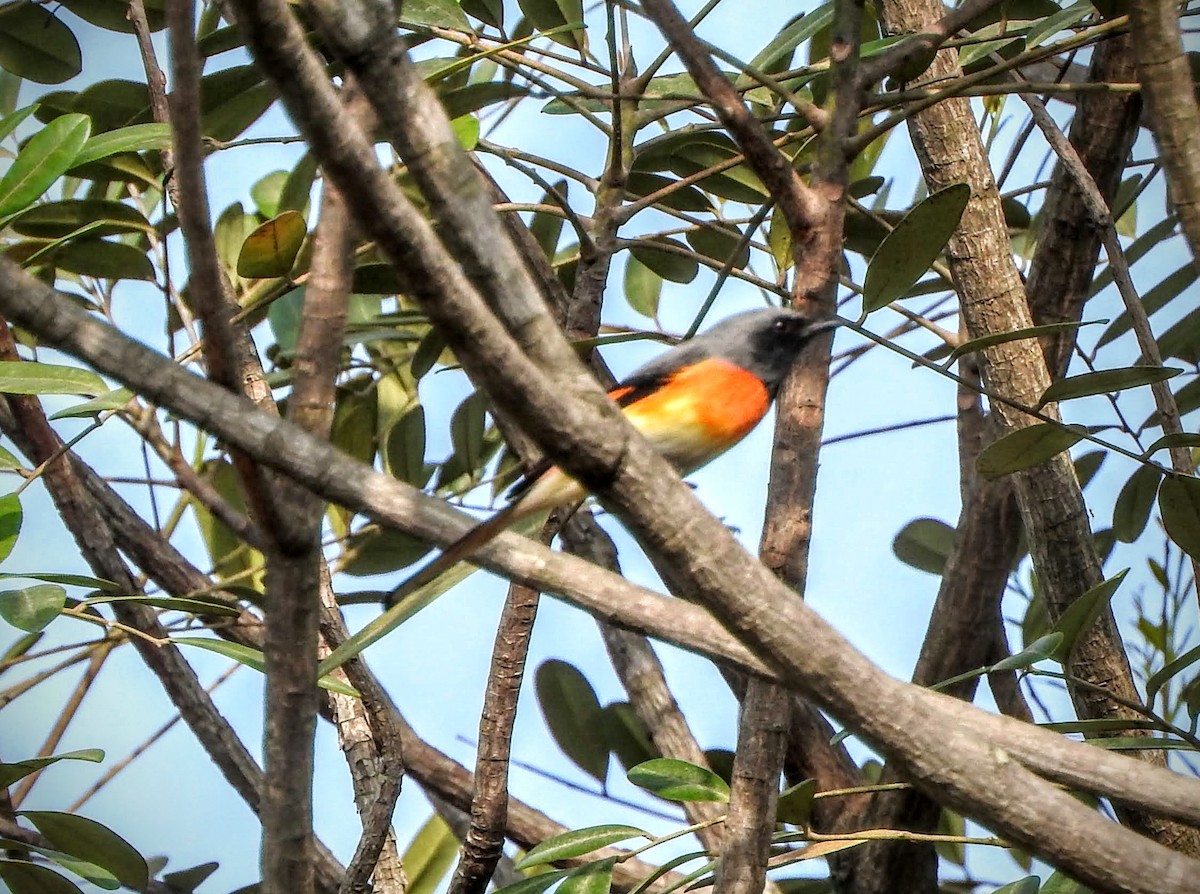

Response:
(1049, 569), (1128, 663)
(627, 757), (730, 802)
(403, 0), (472, 29)
(0, 860), (86, 894)
(172, 636), (359, 697)
(626, 173), (712, 213)
(602, 702), (658, 773)
(776, 778), (817, 825)
(989, 877), (1039, 894)
(0, 444), (22, 469)
(450, 390), (489, 479)
(992, 632), (1062, 671)
(50, 387), (134, 420)
(629, 238), (698, 284)
(53, 238), (156, 281)
(494, 871), (569, 894)
(975, 423), (1085, 480)
(1158, 475), (1200, 562)
(0, 103), (38, 144)
(341, 526), (431, 577)
(530, 180), (567, 260)
(623, 255), (662, 319)
(462, 0), (504, 28)
(685, 224), (749, 270)
(22, 811), (148, 893)
(862, 183), (970, 313)
(558, 858), (615, 894)
(1113, 463), (1163, 543)
(71, 123), (171, 168)
(317, 536), (489, 677)
(80, 594), (240, 618)
(0, 492), (22, 562)
(0, 113), (92, 217)
(517, 0), (586, 51)
(0, 361), (103, 397)
(0, 584), (65, 632)
(383, 406), (429, 488)
(0, 749), (104, 788)
(236, 210), (307, 278)
(1142, 432), (1200, 457)
(201, 65), (275, 142)
(1074, 450), (1106, 490)
(516, 828), (645, 870)
(61, 0), (166, 34)
(1145, 643), (1200, 711)
(403, 814), (459, 894)
(942, 321), (1101, 366)
(0, 2), (82, 84)
(891, 517), (956, 574)
(278, 151), (318, 215)
(330, 381), (379, 466)
(1038, 870), (1092, 894)
(0, 574), (117, 592)
(537, 659), (610, 784)
(1037, 366), (1181, 409)
(161, 862), (218, 894)
(740, 10), (831, 85)
(12, 199), (154, 239)
(250, 170), (289, 219)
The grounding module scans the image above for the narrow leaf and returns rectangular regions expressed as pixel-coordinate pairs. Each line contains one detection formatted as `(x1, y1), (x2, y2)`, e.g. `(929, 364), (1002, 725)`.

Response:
(1112, 463), (1163, 543)
(1050, 569), (1128, 662)
(173, 636), (358, 697)
(0, 113), (91, 217)
(975, 423), (1085, 480)
(493, 870), (568, 894)
(0, 749), (104, 788)
(1038, 366), (1181, 408)
(627, 758), (730, 803)
(862, 183), (970, 313)
(942, 320), (1100, 366)
(404, 814), (459, 894)
(558, 858), (615, 894)
(0, 361), (107, 396)
(71, 123), (172, 168)
(1145, 643), (1200, 708)
(516, 827), (646, 870)
(991, 633), (1063, 671)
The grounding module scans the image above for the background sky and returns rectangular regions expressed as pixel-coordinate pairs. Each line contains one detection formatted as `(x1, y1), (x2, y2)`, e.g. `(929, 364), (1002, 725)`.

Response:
(2, 2), (1197, 892)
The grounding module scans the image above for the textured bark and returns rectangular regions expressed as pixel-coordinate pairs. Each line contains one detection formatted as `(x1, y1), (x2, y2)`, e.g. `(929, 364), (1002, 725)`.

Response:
(876, 0), (1188, 851)
(8, 262), (1200, 892)
(1130, 0), (1200, 274)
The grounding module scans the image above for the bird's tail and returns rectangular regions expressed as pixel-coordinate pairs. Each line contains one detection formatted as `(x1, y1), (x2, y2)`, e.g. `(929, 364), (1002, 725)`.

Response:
(383, 502), (524, 608)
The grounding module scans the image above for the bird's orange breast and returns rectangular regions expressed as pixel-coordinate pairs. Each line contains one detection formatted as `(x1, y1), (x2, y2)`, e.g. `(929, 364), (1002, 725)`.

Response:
(618, 358), (771, 471)
(512, 358), (771, 514)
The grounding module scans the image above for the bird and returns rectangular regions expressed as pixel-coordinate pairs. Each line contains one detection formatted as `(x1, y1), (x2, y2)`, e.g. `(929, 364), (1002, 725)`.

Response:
(384, 306), (839, 607)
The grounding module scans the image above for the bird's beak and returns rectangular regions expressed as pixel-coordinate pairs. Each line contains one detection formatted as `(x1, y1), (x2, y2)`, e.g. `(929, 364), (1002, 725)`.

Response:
(806, 318), (843, 337)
